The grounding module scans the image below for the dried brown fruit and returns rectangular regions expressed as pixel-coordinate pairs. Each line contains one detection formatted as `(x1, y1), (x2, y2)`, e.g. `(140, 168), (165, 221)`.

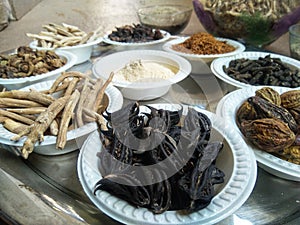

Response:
(240, 118), (295, 152)
(280, 89), (300, 109)
(236, 100), (257, 129)
(275, 145), (300, 165)
(255, 87), (281, 105)
(248, 96), (298, 133)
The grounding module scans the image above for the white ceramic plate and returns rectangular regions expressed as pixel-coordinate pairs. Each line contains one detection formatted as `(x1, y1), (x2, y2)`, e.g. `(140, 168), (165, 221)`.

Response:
(29, 37), (103, 65)
(0, 80), (123, 156)
(102, 30), (171, 46)
(215, 86), (300, 181)
(0, 51), (77, 90)
(92, 50), (191, 100)
(162, 37), (245, 61)
(77, 104), (257, 225)
(210, 51), (300, 89)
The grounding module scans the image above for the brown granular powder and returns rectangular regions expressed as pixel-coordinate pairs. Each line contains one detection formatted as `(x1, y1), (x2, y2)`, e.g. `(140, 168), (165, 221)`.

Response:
(172, 32), (236, 55)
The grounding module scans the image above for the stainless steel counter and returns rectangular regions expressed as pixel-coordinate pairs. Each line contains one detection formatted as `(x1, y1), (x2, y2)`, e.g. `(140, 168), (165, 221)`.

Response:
(1, 45), (300, 225)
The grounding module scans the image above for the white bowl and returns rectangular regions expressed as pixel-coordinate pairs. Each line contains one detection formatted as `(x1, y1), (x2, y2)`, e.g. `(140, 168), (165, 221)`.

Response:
(211, 51), (300, 89)
(77, 104), (257, 225)
(92, 50), (191, 100)
(0, 50), (76, 90)
(0, 79), (123, 156)
(162, 37), (245, 74)
(29, 37), (102, 65)
(216, 86), (300, 181)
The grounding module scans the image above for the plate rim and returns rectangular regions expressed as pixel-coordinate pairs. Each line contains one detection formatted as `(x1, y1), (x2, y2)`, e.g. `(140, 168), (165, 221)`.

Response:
(216, 86), (300, 181)
(77, 104), (257, 225)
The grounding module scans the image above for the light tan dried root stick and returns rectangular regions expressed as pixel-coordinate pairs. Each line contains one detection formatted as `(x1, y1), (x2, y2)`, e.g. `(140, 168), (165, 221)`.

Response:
(94, 72), (114, 112)
(75, 79), (90, 128)
(82, 108), (99, 123)
(46, 71), (88, 94)
(0, 109), (35, 125)
(57, 36), (82, 45)
(61, 23), (81, 33)
(26, 33), (56, 42)
(40, 39), (49, 48)
(21, 114), (37, 121)
(88, 26), (103, 42)
(39, 31), (65, 40)
(83, 108), (106, 130)
(10, 124), (33, 141)
(0, 90), (55, 105)
(17, 95), (71, 158)
(83, 112), (96, 123)
(49, 119), (59, 136)
(2, 118), (29, 134)
(6, 107), (47, 115)
(0, 116), (8, 123)
(42, 24), (58, 33)
(79, 32), (94, 44)
(49, 23), (74, 37)
(41, 78), (71, 94)
(84, 78), (104, 110)
(0, 98), (43, 108)
(56, 90), (80, 149)
(64, 77), (80, 96)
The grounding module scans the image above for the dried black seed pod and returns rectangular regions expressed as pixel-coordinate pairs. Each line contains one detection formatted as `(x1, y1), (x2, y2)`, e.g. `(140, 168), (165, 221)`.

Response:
(108, 24), (164, 43)
(94, 104), (224, 214)
(223, 55), (300, 87)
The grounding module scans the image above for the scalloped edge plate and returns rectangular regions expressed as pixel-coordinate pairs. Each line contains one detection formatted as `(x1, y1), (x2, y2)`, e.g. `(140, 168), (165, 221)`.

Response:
(77, 104), (257, 225)
(0, 80), (123, 155)
(0, 51), (77, 89)
(162, 37), (245, 60)
(215, 86), (300, 181)
(102, 30), (171, 46)
(210, 51), (300, 89)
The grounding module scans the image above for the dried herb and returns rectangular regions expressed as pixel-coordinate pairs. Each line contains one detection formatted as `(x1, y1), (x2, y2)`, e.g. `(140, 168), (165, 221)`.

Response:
(94, 103), (225, 214)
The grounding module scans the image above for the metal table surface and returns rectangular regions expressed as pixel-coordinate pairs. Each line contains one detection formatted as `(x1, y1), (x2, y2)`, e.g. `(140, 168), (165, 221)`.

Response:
(0, 45), (300, 225)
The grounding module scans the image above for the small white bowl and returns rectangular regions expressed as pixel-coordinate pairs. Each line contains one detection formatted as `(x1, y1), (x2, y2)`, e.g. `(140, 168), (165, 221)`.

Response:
(162, 37), (245, 74)
(92, 50), (192, 100)
(0, 50), (76, 90)
(29, 37), (102, 65)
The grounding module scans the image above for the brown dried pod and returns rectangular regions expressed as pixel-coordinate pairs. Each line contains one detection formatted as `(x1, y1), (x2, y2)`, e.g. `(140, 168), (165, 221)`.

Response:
(288, 107), (300, 125)
(255, 87), (281, 105)
(248, 96), (298, 133)
(280, 90), (300, 109)
(236, 100), (257, 129)
(240, 118), (295, 153)
(274, 145), (300, 165)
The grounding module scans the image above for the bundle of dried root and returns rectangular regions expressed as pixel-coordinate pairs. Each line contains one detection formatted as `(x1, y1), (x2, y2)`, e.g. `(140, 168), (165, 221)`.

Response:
(0, 71), (113, 159)
(26, 23), (103, 48)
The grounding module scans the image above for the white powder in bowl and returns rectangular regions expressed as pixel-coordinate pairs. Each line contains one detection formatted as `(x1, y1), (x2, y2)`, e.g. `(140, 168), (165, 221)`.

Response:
(114, 60), (175, 82)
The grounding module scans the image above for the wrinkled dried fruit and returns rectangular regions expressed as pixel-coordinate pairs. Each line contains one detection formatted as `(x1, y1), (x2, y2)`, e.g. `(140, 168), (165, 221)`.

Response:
(280, 89), (300, 109)
(236, 100), (257, 129)
(240, 118), (295, 152)
(275, 145), (300, 165)
(289, 107), (300, 125)
(248, 96), (298, 133)
(255, 87), (281, 105)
